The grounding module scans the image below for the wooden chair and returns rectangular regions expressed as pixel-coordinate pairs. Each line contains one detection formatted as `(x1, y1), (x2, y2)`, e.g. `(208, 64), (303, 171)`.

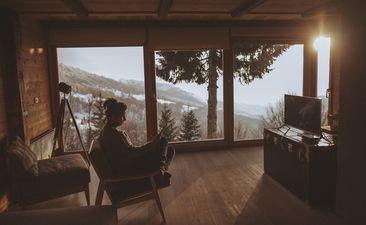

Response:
(88, 139), (169, 223)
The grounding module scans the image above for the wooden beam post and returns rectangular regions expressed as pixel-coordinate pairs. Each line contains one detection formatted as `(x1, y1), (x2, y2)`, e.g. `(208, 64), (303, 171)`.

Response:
(144, 33), (158, 141)
(62, 0), (89, 17)
(0, 9), (26, 140)
(303, 37), (318, 97)
(223, 49), (234, 144)
(301, 0), (340, 18)
(231, 0), (267, 17)
(158, 0), (173, 17)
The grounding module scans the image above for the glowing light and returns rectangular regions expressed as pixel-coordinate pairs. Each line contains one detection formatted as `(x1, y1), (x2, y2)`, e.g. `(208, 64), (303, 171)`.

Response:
(0, 194), (9, 213)
(36, 48), (44, 54)
(313, 36), (331, 52)
(28, 48), (35, 55)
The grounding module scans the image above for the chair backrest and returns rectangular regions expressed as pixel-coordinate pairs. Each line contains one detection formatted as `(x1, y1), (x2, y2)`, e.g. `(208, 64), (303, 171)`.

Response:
(88, 139), (115, 180)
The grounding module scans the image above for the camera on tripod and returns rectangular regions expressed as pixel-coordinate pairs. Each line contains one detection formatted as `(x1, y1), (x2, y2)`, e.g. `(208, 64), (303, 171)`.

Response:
(58, 82), (72, 95)
(52, 82), (90, 164)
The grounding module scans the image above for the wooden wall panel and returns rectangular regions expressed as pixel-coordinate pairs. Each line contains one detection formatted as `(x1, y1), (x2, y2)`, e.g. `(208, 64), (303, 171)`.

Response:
(0, 10), (26, 141)
(0, 71), (7, 139)
(336, 2), (366, 225)
(148, 27), (230, 50)
(48, 27), (146, 47)
(18, 17), (53, 141)
(231, 24), (314, 41)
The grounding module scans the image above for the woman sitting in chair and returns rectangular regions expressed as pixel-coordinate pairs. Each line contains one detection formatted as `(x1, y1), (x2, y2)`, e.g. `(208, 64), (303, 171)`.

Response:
(99, 98), (174, 184)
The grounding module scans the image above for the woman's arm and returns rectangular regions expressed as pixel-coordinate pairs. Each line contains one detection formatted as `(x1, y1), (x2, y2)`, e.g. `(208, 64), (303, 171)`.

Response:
(120, 131), (162, 157)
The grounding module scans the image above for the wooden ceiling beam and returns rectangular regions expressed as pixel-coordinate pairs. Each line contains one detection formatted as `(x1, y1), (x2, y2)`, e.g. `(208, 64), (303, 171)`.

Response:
(158, 0), (173, 17)
(62, 0), (88, 17)
(301, 0), (340, 18)
(231, 0), (267, 17)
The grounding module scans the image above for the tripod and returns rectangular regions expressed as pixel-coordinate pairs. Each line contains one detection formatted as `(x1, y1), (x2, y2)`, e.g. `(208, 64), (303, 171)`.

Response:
(52, 92), (90, 164)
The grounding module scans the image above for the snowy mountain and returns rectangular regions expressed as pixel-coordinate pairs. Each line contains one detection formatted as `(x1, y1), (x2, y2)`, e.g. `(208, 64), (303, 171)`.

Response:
(58, 63), (266, 140)
(59, 63), (205, 107)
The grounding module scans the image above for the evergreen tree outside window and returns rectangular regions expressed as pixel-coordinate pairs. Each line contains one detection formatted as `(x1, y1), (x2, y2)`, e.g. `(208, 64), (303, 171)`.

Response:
(91, 92), (105, 139)
(158, 104), (178, 142)
(155, 44), (290, 142)
(179, 109), (201, 141)
(155, 49), (224, 142)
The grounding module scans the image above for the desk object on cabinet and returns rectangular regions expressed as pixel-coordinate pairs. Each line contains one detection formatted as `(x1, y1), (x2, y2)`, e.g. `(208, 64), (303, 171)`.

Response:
(264, 128), (336, 208)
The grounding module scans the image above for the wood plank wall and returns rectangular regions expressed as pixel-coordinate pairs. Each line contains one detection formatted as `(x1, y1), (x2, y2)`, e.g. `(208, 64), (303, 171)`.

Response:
(0, 9), (24, 141)
(0, 69), (6, 140)
(336, 2), (366, 225)
(18, 17), (53, 141)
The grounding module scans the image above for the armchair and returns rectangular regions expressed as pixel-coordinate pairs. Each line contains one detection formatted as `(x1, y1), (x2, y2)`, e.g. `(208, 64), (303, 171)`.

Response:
(88, 139), (170, 223)
(5, 137), (90, 208)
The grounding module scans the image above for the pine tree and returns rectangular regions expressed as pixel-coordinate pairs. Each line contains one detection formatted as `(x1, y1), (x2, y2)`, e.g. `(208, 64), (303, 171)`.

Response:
(158, 104), (177, 142)
(91, 92), (105, 138)
(156, 44), (289, 138)
(85, 96), (94, 149)
(179, 109), (201, 141)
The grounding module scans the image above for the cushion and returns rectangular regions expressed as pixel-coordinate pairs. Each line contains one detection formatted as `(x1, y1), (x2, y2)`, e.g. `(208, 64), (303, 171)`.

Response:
(20, 154), (90, 199)
(7, 136), (38, 177)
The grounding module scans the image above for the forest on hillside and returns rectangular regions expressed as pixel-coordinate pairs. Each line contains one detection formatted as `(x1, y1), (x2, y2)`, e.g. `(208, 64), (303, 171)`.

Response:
(58, 64), (327, 151)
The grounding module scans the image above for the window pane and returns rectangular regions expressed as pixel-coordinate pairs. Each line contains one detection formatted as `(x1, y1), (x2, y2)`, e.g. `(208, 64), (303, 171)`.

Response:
(155, 49), (224, 142)
(314, 37), (331, 125)
(233, 43), (303, 140)
(57, 47), (146, 151)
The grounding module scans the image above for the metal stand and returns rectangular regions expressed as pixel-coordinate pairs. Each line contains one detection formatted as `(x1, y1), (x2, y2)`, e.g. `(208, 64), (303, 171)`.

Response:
(52, 93), (90, 164)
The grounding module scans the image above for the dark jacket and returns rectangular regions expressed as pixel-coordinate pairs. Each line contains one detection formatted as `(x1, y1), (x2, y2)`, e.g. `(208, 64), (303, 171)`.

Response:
(98, 123), (157, 174)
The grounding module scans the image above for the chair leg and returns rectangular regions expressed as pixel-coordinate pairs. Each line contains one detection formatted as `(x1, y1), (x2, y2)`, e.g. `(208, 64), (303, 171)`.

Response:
(85, 185), (90, 206)
(95, 181), (105, 206)
(149, 176), (166, 223)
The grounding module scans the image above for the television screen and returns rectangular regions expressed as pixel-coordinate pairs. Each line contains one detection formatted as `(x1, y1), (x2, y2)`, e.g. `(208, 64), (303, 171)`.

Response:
(284, 94), (322, 134)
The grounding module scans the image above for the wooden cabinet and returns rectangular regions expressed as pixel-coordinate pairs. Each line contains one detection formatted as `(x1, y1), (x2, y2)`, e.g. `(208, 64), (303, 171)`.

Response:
(264, 128), (336, 208)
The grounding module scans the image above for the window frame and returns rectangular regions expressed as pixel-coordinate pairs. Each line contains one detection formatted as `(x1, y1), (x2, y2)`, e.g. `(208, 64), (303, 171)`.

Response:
(47, 25), (323, 152)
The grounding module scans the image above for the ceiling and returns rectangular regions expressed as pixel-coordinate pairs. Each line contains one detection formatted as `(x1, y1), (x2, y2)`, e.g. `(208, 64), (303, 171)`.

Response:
(0, 0), (340, 22)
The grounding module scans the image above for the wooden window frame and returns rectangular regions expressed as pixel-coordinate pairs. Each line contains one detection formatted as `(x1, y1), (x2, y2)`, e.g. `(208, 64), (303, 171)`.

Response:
(47, 25), (320, 152)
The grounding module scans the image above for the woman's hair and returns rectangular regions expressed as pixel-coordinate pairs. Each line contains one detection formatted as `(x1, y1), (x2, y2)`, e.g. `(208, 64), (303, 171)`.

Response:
(103, 98), (127, 120)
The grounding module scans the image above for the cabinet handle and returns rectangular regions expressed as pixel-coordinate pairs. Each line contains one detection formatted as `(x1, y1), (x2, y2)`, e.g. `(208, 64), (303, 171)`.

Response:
(288, 143), (293, 153)
(298, 148), (304, 162)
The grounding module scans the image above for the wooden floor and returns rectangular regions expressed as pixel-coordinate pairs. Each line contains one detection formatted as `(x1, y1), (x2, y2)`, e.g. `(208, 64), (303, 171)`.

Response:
(28, 146), (346, 225)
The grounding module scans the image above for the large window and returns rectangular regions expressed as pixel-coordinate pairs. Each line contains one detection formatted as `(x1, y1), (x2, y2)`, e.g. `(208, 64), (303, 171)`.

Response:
(57, 47), (146, 151)
(154, 49), (224, 142)
(52, 35), (320, 148)
(233, 42), (304, 140)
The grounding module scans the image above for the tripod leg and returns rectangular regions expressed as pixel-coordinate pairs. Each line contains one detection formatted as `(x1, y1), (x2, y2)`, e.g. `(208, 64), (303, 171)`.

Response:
(52, 99), (66, 157)
(66, 99), (91, 165)
(58, 101), (65, 152)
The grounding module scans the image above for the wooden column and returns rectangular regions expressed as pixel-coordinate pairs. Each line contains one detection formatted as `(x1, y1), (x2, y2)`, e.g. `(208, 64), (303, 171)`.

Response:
(303, 37), (318, 97)
(223, 49), (234, 144)
(336, 1), (366, 224)
(47, 46), (61, 126)
(144, 34), (157, 141)
(0, 9), (26, 140)
(328, 33), (341, 128)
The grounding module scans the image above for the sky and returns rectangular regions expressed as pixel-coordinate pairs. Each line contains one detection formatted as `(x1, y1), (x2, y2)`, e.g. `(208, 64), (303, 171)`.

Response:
(57, 39), (330, 107)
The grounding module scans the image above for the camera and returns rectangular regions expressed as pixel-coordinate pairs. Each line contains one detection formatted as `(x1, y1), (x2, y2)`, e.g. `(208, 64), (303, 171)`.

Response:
(58, 82), (72, 94)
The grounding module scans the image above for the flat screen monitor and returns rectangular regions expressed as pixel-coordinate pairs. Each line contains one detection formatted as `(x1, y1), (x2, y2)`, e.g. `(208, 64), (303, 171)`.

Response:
(284, 94), (322, 134)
